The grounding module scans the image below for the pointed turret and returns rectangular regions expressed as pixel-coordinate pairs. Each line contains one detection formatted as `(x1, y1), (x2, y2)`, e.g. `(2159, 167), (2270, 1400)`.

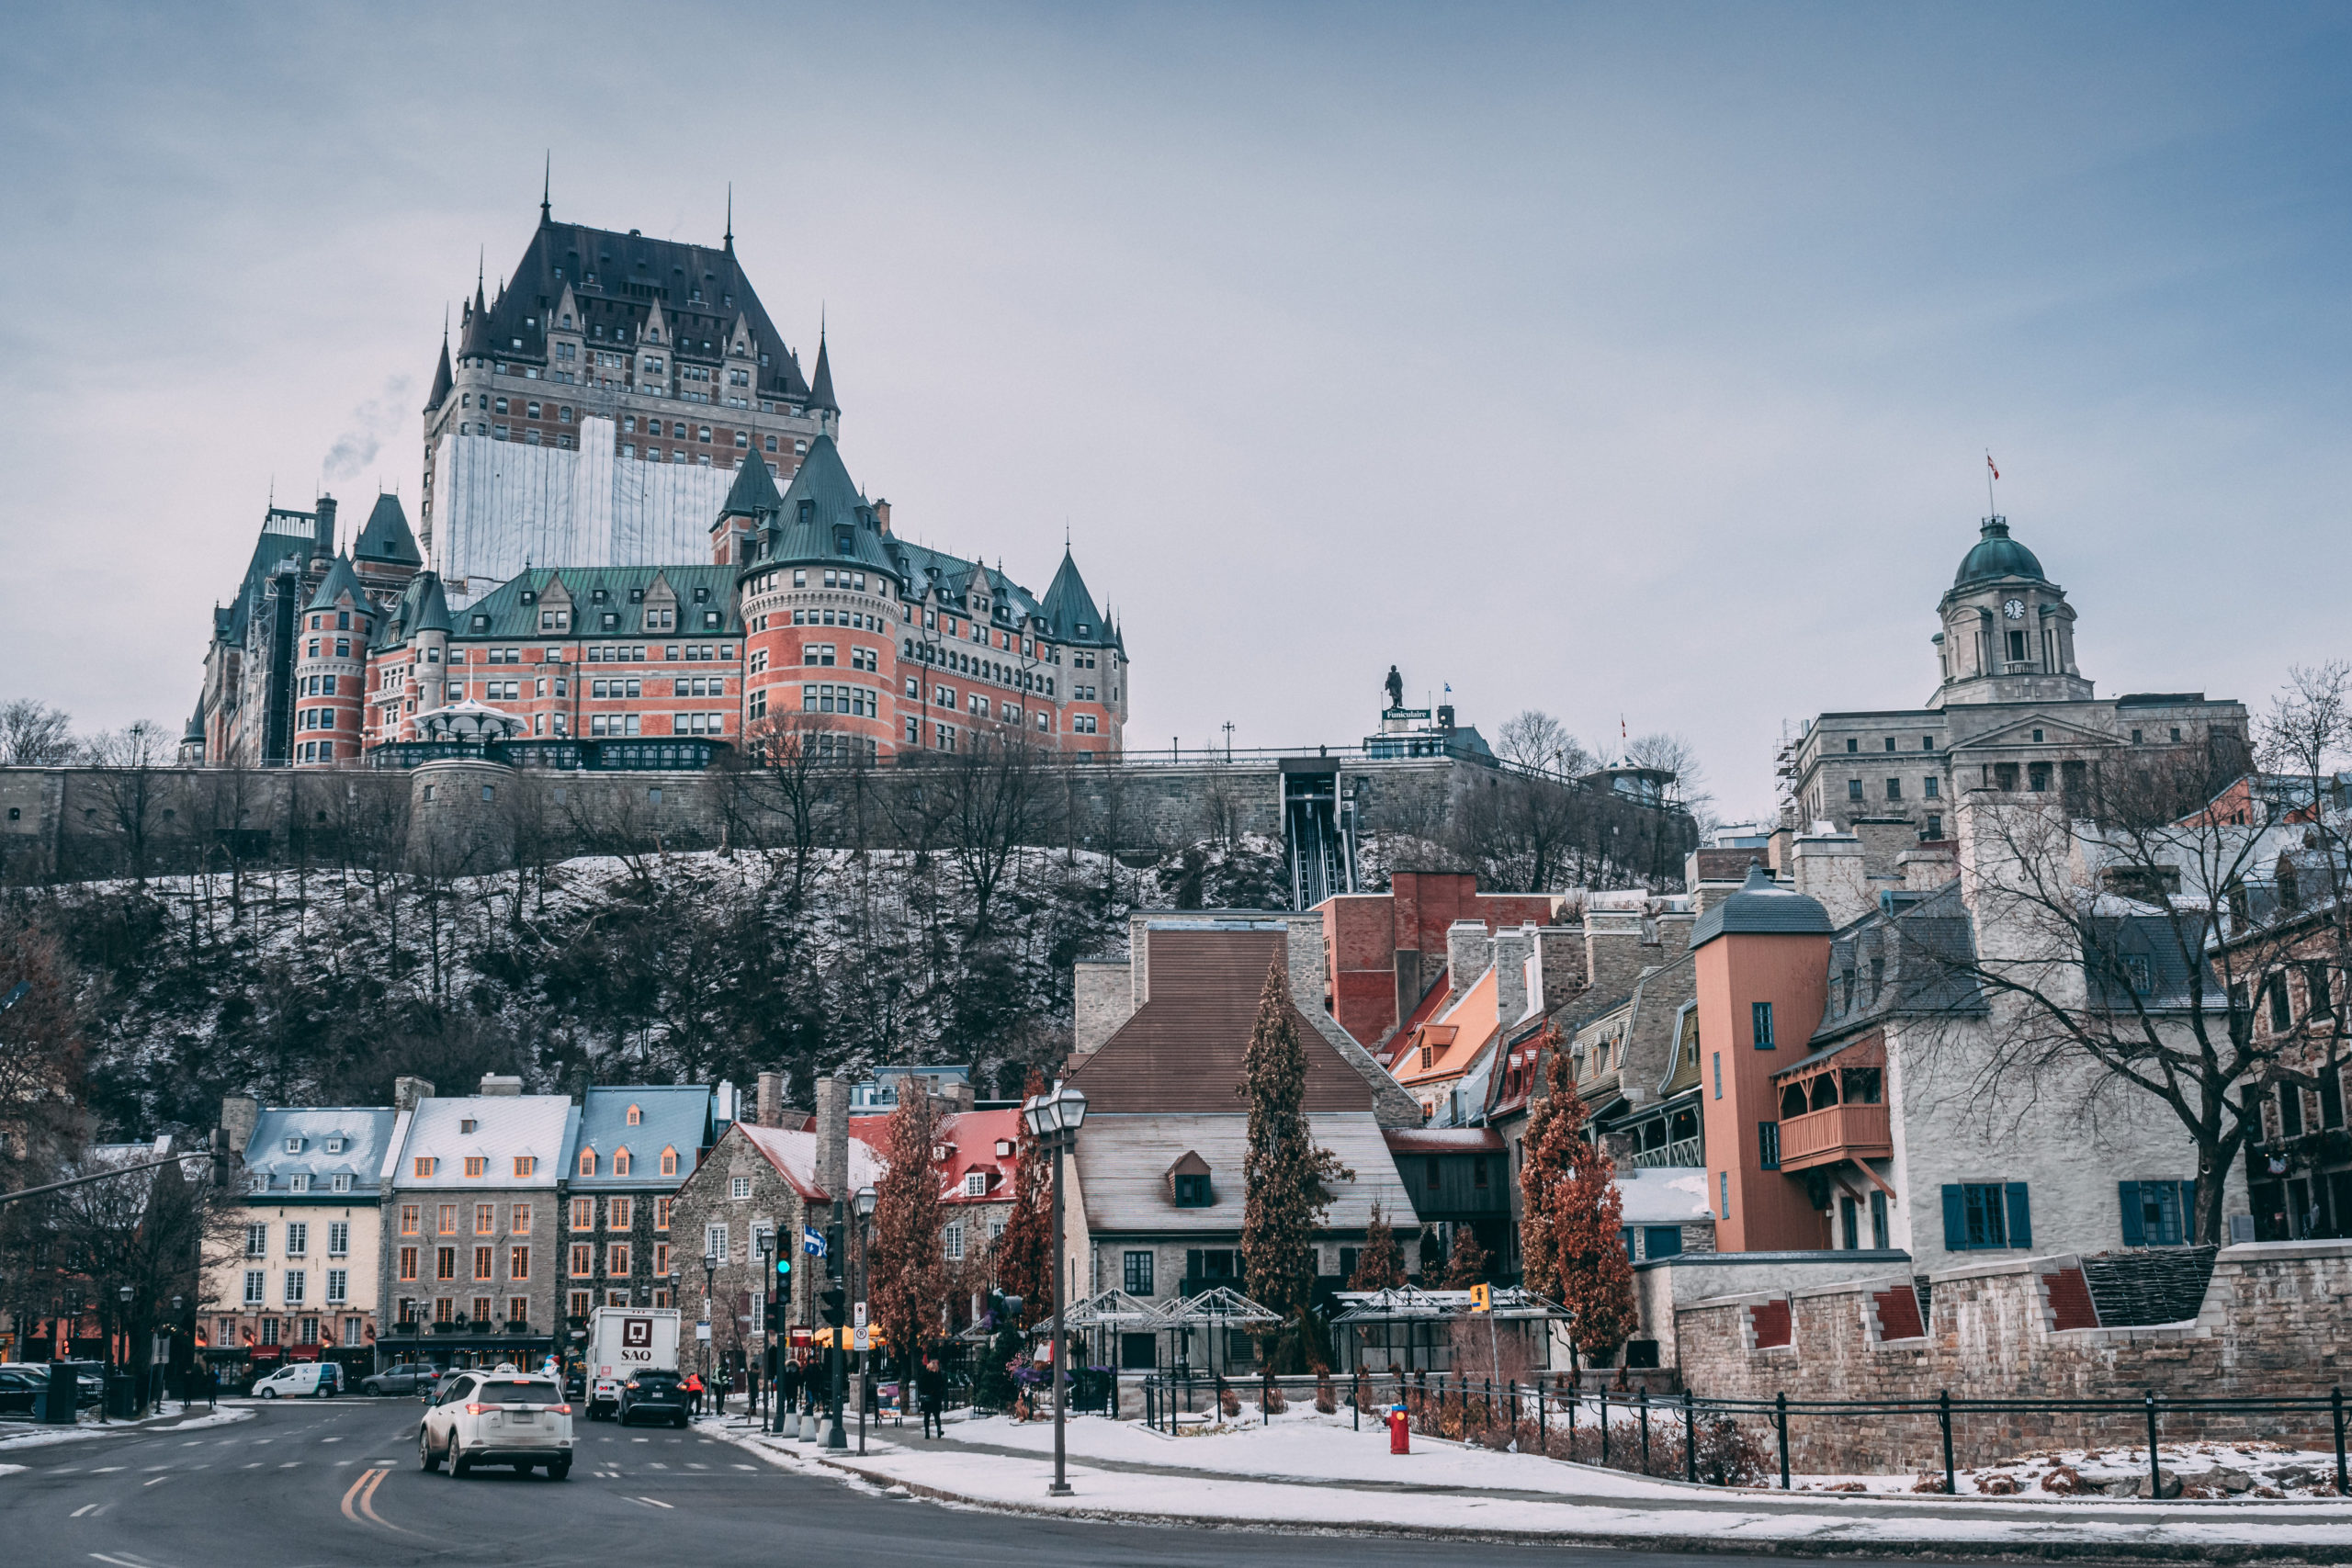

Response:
(718, 449), (783, 519)
(1039, 547), (1104, 642)
(353, 493), (423, 567)
(539, 152), (552, 226)
(412, 572), (454, 636)
(425, 317), (455, 412)
(306, 553), (366, 614)
(808, 326), (838, 412)
(457, 261), (493, 359)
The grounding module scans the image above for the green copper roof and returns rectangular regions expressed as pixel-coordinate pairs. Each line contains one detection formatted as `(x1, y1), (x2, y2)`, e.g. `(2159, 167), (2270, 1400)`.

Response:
(305, 553), (366, 613)
(1953, 517), (2046, 590)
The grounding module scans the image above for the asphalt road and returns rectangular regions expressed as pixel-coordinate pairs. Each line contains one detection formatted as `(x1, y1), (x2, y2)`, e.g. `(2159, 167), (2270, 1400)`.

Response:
(0, 1398), (1907, 1568)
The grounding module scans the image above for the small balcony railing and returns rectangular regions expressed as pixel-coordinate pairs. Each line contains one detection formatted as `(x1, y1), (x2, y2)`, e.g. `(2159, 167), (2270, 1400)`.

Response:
(1777, 1101), (1892, 1170)
(1628, 1135), (1703, 1169)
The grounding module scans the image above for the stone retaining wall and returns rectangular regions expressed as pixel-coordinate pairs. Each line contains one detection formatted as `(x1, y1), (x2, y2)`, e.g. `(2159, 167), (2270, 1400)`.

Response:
(1671, 1240), (2352, 1472)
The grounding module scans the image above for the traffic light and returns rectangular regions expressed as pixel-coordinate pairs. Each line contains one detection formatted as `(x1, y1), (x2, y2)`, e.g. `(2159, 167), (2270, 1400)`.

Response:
(819, 1287), (847, 1329)
(771, 1256), (792, 1310)
(824, 1224), (844, 1280)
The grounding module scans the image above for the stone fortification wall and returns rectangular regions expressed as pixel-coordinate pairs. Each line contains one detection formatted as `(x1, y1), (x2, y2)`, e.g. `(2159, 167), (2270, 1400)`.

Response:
(1670, 1240), (2352, 1472)
(0, 754), (1485, 884)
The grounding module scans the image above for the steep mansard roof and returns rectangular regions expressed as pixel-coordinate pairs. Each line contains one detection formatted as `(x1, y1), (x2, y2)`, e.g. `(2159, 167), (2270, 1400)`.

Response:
(305, 553), (366, 613)
(458, 565), (746, 639)
(1039, 548), (1116, 647)
(354, 493), (422, 566)
(718, 448), (785, 519)
(425, 328), (454, 412)
(808, 331), (837, 412)
(458, 211), (813, 405)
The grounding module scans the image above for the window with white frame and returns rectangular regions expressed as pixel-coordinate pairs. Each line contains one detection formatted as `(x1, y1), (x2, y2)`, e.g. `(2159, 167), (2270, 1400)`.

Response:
(962, 1171), (989, 1197)
(328, 1222), (349, 1256)
(943, 1222), (966, 1261)
(284, 1270), (306, 1306)
(326, 1269), (348, 1304)
(731, 1176), (752, 1201)
(244, 1224), (268, 1258)
(286, 1222), (309, 1257)
(243, 1270), (266, 1305)
(706, 1224), (729, 1263)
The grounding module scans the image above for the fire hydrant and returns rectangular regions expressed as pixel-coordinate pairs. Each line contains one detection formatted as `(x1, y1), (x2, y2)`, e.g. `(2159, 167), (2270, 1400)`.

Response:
(1386, 1404), (1410, 1455)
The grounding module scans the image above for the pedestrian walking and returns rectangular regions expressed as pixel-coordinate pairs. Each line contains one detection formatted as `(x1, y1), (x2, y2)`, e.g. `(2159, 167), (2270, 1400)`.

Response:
(779, 1358), (802, 1415)
(918, 1357), (946, 1439)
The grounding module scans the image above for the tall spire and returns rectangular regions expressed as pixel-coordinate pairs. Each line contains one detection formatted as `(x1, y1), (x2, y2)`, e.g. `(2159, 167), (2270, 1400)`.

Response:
(724, 183), (734, 252)
(808, 311), (838, 412)
(540, 152), (551, 225)
(426, 309), (455, 412)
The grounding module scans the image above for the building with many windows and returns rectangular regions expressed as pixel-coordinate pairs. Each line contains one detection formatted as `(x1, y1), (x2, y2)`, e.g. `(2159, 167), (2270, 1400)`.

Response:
(201, 1103), (397, 1382)
(558, 1086), (714, 1319)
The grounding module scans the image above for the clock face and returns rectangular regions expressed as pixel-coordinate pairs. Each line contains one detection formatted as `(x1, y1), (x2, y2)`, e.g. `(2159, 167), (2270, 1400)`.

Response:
(2002, 598), (2026, 620)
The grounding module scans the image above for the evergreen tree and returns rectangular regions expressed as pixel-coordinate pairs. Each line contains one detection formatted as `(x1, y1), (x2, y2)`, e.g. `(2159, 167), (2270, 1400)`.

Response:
(1238, 961), (1351, 1370)
(1517, 1031), (1635, 1368)
(1441, 1222), (1491, 1288)
(992, 1068), (1054, 1329)
(867, 1082), (946, 1371)
(1347, 1201), (1406, 1291)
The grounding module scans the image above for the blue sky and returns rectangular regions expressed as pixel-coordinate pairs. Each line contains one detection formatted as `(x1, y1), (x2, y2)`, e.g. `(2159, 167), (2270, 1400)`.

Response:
(2, 3), (2346, 816)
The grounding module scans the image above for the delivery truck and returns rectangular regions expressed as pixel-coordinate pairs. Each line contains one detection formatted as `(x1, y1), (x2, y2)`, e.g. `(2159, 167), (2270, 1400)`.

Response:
(584, 1305), (681, 1420)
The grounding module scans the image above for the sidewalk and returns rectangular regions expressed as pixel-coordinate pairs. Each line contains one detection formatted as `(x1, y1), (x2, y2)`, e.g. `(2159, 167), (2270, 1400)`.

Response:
(699, 1408), (2352, 1562)
(0, 1401), (251, 1456)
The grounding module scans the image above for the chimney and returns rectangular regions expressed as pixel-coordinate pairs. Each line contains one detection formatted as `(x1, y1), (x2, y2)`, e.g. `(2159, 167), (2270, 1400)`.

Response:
(1653, 910), (1695, 959)
(756, 1071), (784, 1129)
(815, 1076), (849, 1205)
(1791, 829), (1871, 931)
(1532, 925), (1587, 1010)
(873, 498), (891, 534)
(1493, 925), (1536, 1022)
(1583, 912), (1648, 1001)
(715, 1078), (738, 1123)
(944, 1078), (976, 1114)
(313, 493), (337, 559)
(1444, 919), (1491, 998)
(1897, 845), (1957, 894)
(220, 1095), (260, 1159)
(393, 1076), (435, 1112)
(478, 1074), (524, 1097)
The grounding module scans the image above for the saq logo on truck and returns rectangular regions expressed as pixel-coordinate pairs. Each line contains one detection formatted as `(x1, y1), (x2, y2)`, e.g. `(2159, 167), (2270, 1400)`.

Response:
(583, 1305), (682, 1418)
(621, 1317), (653, 1359)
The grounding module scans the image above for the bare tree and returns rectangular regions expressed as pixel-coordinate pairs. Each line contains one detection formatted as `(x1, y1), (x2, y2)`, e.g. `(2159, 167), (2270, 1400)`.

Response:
(918, 733), (1057, 940)
(1917, 740), (2290, 1246)
(1496, 710), (1590, 778)
(0, 700), (78, 766)
(740, 713), (844, 910)
(82, 720), (172, 885)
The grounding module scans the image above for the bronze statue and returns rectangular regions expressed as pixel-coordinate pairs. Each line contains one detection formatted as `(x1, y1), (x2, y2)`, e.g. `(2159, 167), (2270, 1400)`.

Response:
(1384, 665), (1404, 710)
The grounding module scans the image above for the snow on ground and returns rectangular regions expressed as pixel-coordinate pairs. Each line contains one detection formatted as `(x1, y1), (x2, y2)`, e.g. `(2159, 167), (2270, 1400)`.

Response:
(1793, 1438), (2346, 1499)
(698, 1408), (2352, 1554)
(0, 1404), (249, 1452)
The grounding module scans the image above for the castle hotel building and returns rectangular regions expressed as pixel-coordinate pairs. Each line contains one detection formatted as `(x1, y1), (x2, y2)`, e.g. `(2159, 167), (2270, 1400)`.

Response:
(192, 199), (1127, 767)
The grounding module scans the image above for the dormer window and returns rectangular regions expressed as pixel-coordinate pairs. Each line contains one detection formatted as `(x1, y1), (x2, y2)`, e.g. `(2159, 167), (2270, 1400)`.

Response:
(994, 1140), (1015, 1157)
(612, 1146), (632, 1176)
(324, 1137), (345, 1155)
(459, 1119), (477, 1134)
(285, 1136), (303, 1154)
(332, 1173), (353, 1193)
(471, 614), (490, 631)
(579, 1149), (595, 1177)
(626, 1104), (641, 1125)
(289, 1173), (311, 1193)
(520, 590), (537, 605)
(963, 1171), (989, 1197)
(660, 1146), (679, 1176)
(1168, 1151), (1213, 1207)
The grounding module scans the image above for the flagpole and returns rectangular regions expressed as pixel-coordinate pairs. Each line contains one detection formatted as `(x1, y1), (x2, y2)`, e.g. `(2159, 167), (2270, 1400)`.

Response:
(1984, 452), (1997, 517)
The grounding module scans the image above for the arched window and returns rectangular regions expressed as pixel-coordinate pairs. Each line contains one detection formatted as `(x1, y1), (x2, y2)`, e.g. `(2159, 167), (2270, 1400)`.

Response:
(613, 1146), (632, 1177)
(578, 1148), (596, 1177)
(626, 1103), (642, 1125)
(660, 1146), (679, 1177)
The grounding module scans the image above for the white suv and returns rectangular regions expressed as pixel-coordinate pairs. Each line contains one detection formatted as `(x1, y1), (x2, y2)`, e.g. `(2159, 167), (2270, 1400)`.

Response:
(417, 1370), (572, 1480)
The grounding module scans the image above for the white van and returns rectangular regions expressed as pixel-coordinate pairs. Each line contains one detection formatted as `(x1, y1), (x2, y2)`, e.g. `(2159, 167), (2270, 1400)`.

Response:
(252, 1361), (340, 1399)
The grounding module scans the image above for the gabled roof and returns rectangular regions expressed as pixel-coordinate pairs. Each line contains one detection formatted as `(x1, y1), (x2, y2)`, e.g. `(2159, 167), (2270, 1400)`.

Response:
(1067, 929), (1387, 1115)
(354, 494), (422, 567)
(569, 1085), (713, 1189)
(393, 1094), (576, 1190)
(735, 1122), (886, 1203)
(1073, 1111), (1410, 1235)
(848, 1107), (1025, 1205)
(305, 553), (365, 614)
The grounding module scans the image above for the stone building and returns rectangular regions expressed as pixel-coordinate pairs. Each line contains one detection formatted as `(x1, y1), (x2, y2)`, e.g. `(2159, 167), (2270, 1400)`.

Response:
(1780, 513), (2248, 864)
(376, 1076), (575, 1369)
(558, 1085), (715, 1318)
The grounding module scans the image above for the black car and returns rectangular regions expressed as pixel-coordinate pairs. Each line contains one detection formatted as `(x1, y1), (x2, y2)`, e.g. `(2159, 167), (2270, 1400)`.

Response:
(616, 1370), (688, 1428)
(0, 1368), (42, 1417)
(563, 1369), (585, 1404)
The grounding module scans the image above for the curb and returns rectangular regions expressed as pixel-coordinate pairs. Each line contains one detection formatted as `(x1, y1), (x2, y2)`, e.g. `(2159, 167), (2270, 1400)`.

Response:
(698, 1421), (2352, 1563)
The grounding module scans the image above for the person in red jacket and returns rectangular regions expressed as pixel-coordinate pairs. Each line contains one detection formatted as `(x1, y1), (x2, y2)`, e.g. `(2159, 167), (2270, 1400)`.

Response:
(682, 1371), (705, 1417)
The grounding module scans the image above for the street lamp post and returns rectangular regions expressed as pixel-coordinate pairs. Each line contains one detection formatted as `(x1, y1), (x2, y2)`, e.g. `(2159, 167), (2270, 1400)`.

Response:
(700, 1250), (717, 1413)
(1021, 1079), (1089, 1497)
(854, 1186), (876, 1457)
(753, 1230), (775, 1421)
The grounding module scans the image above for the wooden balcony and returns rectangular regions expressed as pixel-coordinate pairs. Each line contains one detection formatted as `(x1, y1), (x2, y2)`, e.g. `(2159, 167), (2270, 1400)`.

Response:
(1776, 1101), (1892, 1171)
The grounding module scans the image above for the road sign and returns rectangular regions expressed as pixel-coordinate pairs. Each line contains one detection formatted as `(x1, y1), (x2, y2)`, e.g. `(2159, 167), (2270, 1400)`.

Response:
(695, 1323), (711, 1340)
(853, 1325), (869, 1352)
(852, 1302), (867, 1330)
(1468, 1283), (1492, 1313)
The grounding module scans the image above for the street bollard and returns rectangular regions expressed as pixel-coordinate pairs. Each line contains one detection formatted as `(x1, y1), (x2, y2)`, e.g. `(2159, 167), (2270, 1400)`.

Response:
(1639, 1386), (1651, 1474)
(2334, 1387), (2347, 1497)
(1600, 1387), (1610, 1464)
(1939, 1389), (1954, 1495)
(1775, 1391), (1790, 1490)
(1683, 1388), (1697, 1483)
(2145, 1391), (2162, 1499)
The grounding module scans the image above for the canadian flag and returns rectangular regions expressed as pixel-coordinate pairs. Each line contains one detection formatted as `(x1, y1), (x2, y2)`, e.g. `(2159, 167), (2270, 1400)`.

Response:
(1986, 454), (2000, 480)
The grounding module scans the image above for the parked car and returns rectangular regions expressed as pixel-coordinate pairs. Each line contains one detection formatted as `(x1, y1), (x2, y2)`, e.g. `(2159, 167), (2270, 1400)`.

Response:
(616, 1369), (688, 1428)
(6, 1362), (106, 1408)
(0, 1368), (42, 1417)
(416, 1371), (572, 1479)
(361, 1362), (441, 1397)
(252, 1361), (340, 1399)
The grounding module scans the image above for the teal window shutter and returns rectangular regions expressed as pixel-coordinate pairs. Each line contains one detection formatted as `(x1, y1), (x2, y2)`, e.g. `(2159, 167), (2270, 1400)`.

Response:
(2004, 1183), (2033, 1249)
(2178, 1180), (2198, 1245)
(2119, 1181), (2144, 1247)
(1940, 1185), (1965, 1250)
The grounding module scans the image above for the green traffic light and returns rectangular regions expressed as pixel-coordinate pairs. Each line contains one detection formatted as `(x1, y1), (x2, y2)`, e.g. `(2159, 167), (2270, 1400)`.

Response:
(775, 1257), (792, 1276)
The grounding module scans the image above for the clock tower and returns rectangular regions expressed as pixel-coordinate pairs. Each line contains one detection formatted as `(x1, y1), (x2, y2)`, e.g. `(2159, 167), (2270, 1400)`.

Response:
(1928, 515), (2091, 709)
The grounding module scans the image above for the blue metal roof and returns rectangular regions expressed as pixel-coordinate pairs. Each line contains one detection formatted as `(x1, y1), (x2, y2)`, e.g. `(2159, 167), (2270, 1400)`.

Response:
(243, 1107), (399, 1199)
(568, 1085), (713, 1188)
